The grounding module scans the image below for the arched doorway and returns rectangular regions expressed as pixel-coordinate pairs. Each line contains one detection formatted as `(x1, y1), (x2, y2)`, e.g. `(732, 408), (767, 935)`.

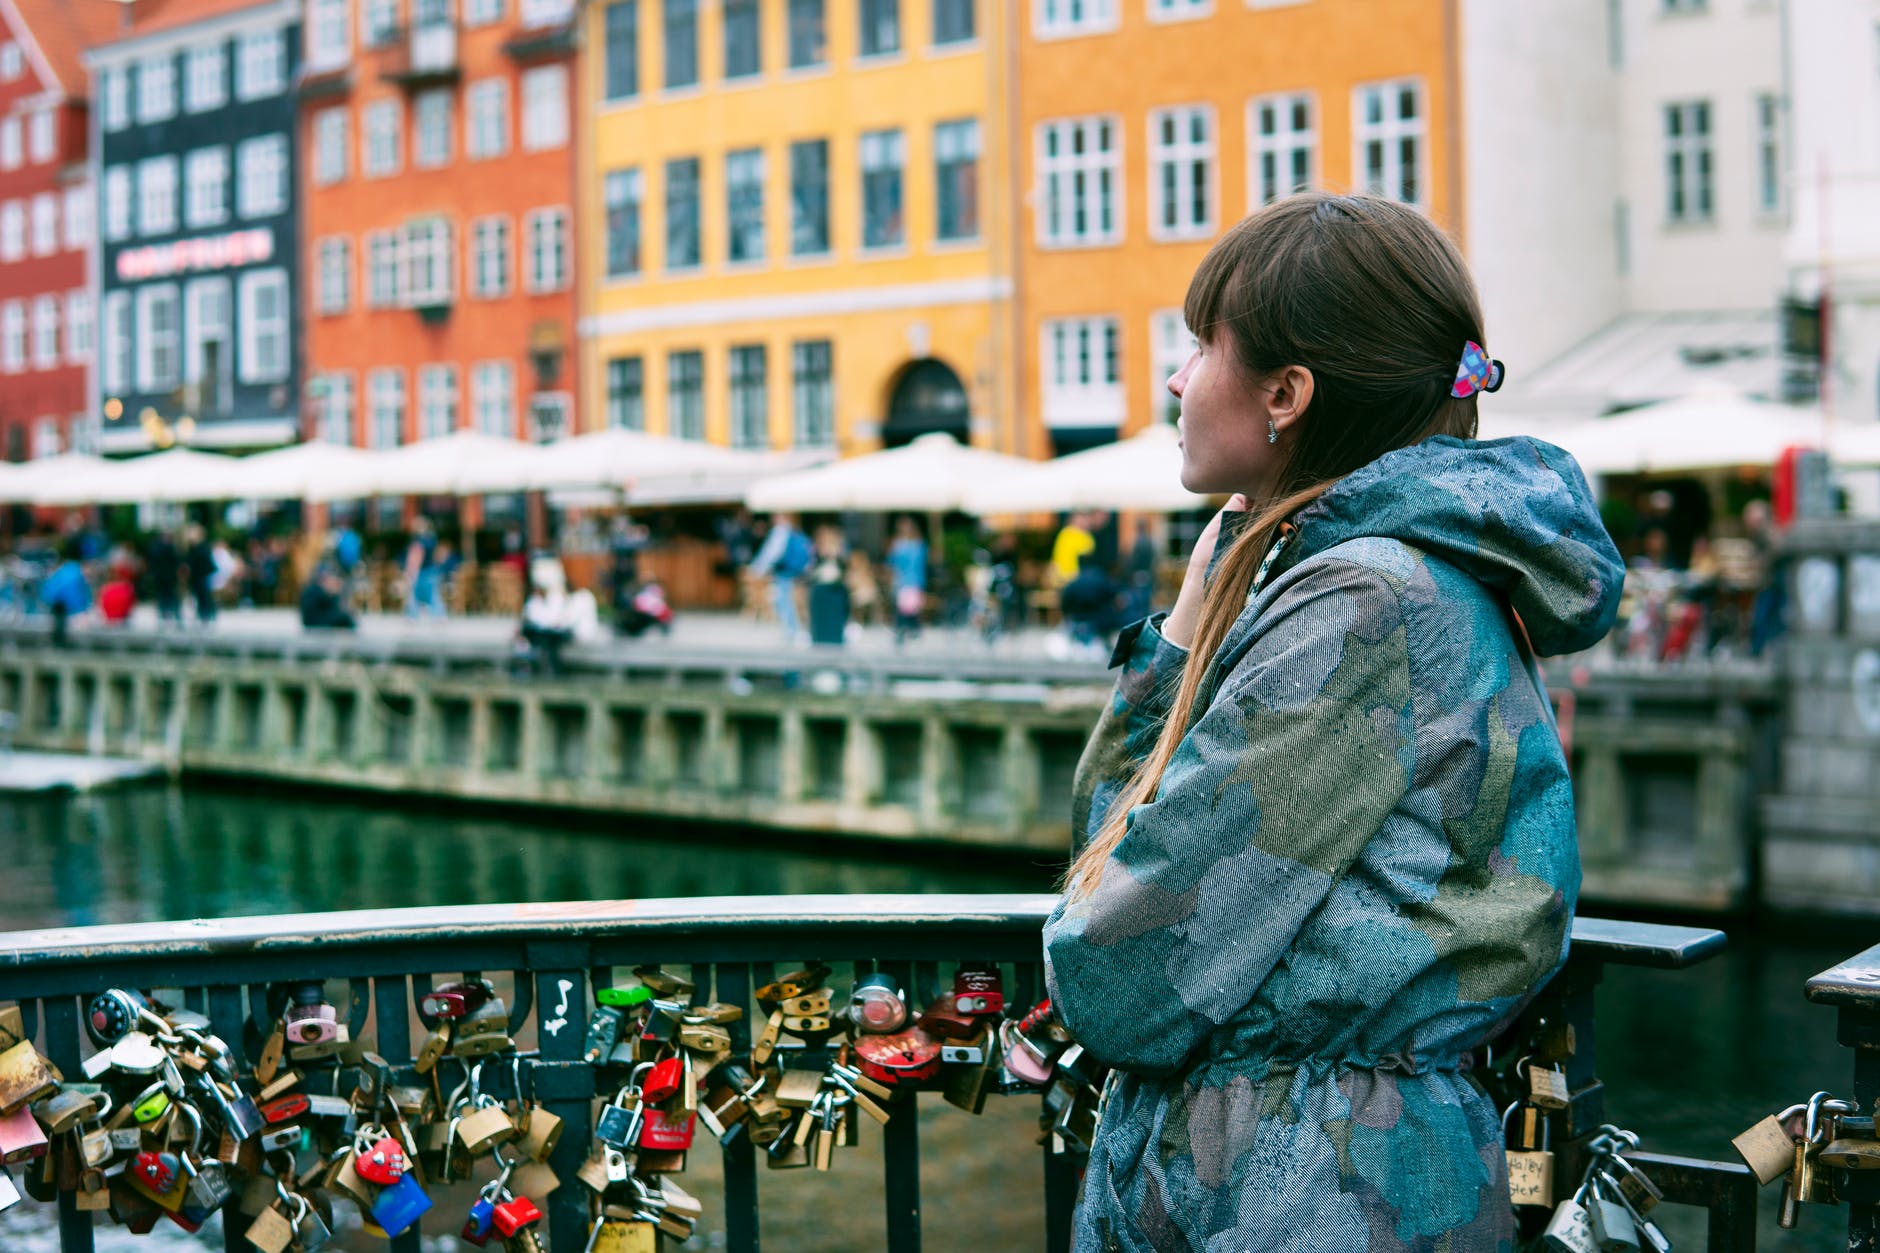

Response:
(881, 359), (969, 448)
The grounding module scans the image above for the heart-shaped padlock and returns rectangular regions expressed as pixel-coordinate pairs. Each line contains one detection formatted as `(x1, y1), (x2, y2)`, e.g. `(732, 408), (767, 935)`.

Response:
(354, 1136), (411, 1185)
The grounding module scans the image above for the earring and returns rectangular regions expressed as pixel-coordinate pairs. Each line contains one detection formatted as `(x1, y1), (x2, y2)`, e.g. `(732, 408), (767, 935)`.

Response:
(1267, 420), (1279, 445)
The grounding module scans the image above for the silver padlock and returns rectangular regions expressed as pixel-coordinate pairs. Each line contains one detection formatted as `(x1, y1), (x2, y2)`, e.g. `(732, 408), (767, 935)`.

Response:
(1585, 1174), (1640, 1252)
(1540, 1189), (1597, 1253)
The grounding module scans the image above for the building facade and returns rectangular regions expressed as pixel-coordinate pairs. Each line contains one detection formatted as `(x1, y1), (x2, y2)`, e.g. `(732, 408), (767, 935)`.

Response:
(300, 0), (579, 451)
(577, 0), (1013, 456)
(0, 0), (117, 462)
(89, 0), (303, 453)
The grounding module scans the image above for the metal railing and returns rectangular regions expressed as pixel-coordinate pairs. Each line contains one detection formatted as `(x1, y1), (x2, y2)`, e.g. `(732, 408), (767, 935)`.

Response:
(0, 896), (1743, 1252)
(1807, 943), (1880, 1252)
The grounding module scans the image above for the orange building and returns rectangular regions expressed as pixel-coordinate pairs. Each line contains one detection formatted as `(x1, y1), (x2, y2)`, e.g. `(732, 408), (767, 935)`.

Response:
(298, 0), (578, 464)
(1016, 0), (1457, 458)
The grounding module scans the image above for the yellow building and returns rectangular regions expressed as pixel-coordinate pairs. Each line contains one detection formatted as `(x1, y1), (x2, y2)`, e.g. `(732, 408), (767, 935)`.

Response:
(578, 0), (1015, 455)
(1017, 0), (1457, 458)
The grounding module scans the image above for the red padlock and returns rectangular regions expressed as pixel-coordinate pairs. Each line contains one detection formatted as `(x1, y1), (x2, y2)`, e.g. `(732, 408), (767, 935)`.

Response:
(953, 966), (1004, 1016)
(640, 1055), (685, 1104)
(131, 1150), (179, 1196)
(354, 1137), (411, 1185)
(259, 1094), (310, 1124)
(639, 1109), (695, 1151)
(491, 1194), (542, 1237)
(0, 1105), (47, 1163)
(854, 1028), (943, 1086)
(420, 982), (493, 1020)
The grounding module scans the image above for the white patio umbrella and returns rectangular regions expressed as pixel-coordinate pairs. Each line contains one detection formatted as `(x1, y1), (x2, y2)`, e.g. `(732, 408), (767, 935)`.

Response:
(35, 448), (243, 506)
(961, 423), (1211, 514)
(746, 433), (1036, 513)
(233, 441), (376, 501)
(0, 452), (111, 505)
(457, 427), (765, 494)
(305, 430), (544, 500)
(1538, 388), (1826, 475)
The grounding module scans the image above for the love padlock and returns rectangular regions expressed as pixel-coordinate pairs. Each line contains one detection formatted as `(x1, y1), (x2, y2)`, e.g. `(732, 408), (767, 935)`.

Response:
(461, 1194), (498, 1247)
(370, 1171), (433, 1237)
(128, 1150), (187, 1210)
(492, 1193), (542, 1237)
(640, 1056), (685, 1104)
(639, 1109), (695, 1152)
(354, 1136), (411, 1185)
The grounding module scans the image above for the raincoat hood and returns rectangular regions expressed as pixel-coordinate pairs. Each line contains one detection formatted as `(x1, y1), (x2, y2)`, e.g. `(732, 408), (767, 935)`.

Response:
(1283, 435), (1623, 656)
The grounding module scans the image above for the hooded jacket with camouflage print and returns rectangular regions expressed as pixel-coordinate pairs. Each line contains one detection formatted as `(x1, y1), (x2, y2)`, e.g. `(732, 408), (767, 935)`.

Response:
(1043, 436), (1624, 1252)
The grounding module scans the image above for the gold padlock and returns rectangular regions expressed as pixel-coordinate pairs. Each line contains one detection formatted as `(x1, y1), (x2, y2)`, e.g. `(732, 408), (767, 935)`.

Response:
(518, 1107), (563, 1161)
(510, 1157), (560, 1201)
(453, 1103), (517, 1156)
(0, 1041), (58, 1116)
(591, 1218), (659, 1252)
(780, 992), (832, 1017)
(0, 1005), (25, 1051)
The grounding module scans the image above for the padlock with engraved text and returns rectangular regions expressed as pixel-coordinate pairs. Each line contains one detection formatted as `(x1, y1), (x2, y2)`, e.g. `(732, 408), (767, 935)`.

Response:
(1539, 1183), (1596, 1253)
(1503, 1101), (1554, 1209)
(952, 965), (1004, 1016)
(1524, 1054), (1571, 1112)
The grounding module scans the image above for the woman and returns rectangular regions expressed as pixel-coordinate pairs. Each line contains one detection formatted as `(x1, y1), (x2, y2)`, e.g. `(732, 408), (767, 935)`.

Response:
(886, 516), (928, 643)
(1042, 194), (1623, 1251)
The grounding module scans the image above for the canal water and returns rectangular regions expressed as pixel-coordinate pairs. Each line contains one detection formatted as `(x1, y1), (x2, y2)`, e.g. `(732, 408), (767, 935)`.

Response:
(0, 781), (1873, 1252)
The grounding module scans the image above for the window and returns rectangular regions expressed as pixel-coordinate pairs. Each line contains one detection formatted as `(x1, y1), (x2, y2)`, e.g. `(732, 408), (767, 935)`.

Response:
(729, 344), (768, 447)
(1249, 92), (1313, 206)
(792, 339), (833, 446)
(472, 217), (512, 296)
(465, 0), (504, 25)
(521, 66), (568, 151)
(1, 303), (23, 373)
(1036, 116), (1120, 245)
(1148, 309), (1189, 424)
(668, 349), (704, 438)
(185, 276), (231, 416)
(934, 0), (973, 42)
(1041, 315), (1123, 426)
(724, 0), (760, 78)
(32, 297), (58, 370)
(604, 169), (642, 276)
(369, 369), (407, 447)
(101, 292), (131, 394)
(1665, 100), (1713, 223)
(934, 118), (979, 241)
(364, 100), (403, 176)
(415, 89), (452, 167)
(726, 148), (765, 263)
(62, 186), (89, 251)
(1756, 92), (1783, 215)
(1354, 79), (1423, 205)
(103, 168), (132, 242)
(28, 110), (54, 163)
(236, 30), (286, 100)
(520, 0), (574, 25)
(860, 128), (903, 248)
(605, 1), (639, 99)
(664, 0), (698, 89)
(138, 54), (177, 123)
(238, 269), (289, 382)
(138, 156), (179, 237)
(1149, 104), (1213, 240)
(419, 364), (459, 438)
(790, 139), (829, 255)
(183, 43), (227, 115)
(526, 208), (568, 291)
(237, 134), (288, 218)
(788, 0), (825, 67)
(317, 372), (354, 443)
(29, 194), (55, 257)
(65, 292), (92, 365)
(1035, 0), (1116, 37)
(665, 157), (700, 268)
(363, 0), (399, 46)
(0, 43), (18, 80)
(403, 218), (454, 306)
(0, 202), (21, 261)
(367, 230), (400, 306)
(136, 284), (181, 392)
(469, 361), (512, 434)
(859, 0), (899, 56)
(0, 119), (18, 170)
(1148, 0), (1206, 17)
(185, 147), (230, 228)
(308, 0), (351, 69)
(314, 109), (349, 185)
(317, 237), (353, 314)
(101, 67), (130, 132)
(607, 356), (644, 428)
(466, 80), (509, 159)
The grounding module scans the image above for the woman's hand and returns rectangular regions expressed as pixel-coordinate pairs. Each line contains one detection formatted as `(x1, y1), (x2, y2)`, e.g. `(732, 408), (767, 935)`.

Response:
(1162, 494), (1250, 648)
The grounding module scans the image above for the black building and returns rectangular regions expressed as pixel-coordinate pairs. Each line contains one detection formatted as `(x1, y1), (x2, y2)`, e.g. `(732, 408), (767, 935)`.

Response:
(88, 0), (300, 452)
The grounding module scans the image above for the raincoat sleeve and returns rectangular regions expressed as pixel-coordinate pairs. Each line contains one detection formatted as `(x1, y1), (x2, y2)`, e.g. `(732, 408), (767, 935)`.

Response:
(1068, 613), (1190, 853)
(1045, 560), (1416, 1076)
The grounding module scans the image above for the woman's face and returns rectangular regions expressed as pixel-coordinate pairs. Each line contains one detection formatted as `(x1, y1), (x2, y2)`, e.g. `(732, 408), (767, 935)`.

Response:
(1169, 333), (1283, 499)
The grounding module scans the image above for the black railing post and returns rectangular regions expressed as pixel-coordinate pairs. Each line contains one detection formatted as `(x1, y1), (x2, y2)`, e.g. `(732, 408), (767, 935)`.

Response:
(883, 1094), (921, 1252)
(38, 995), (94, 1253)
(716, 962), (760, 1253)
(528, 945), (592, 1253)
(1806, 942), (1880, 1253)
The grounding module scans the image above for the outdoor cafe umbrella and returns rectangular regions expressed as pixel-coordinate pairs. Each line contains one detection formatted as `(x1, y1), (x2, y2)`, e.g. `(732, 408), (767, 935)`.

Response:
(232, 441), (376, 501)
(34, 447), (243, 506)
(456, 427), (768, 495)
(0, 452), (111, 505)
(960, 422), (1211, 514)
(304, 430), (544, 501)
(1533, 388), (1826, 476)
(744, 432), (1035, 513)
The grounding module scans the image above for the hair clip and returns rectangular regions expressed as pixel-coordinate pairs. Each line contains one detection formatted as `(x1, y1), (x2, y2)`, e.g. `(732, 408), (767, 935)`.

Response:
(1451, 341), (1505, 399)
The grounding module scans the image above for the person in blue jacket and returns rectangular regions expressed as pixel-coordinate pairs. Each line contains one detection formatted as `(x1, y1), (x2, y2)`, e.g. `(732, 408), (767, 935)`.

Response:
(1043, 193), (1624, 1251)
(39, 539), (91, 647)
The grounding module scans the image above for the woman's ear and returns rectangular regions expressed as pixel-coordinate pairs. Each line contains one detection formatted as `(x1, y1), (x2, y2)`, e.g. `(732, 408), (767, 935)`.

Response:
(1263, 365), (1315, 435)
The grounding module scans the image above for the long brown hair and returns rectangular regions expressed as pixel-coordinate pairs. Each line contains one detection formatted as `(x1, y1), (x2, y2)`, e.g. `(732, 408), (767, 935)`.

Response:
(1066, 193), (1487, 897)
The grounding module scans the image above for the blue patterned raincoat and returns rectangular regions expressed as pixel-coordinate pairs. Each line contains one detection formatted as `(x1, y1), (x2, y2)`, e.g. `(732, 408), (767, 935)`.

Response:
(1044, 436), (1625, 1252)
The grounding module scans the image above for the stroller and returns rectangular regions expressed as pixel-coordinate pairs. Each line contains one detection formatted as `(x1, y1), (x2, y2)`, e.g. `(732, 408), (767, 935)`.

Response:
(614, 581), (673, 638)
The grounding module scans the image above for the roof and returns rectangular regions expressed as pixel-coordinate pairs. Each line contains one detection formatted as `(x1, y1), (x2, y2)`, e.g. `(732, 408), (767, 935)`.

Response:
(71, 0), (283, 61)
(3, 0), (124, 98)
(1504, 309), (1782, 419)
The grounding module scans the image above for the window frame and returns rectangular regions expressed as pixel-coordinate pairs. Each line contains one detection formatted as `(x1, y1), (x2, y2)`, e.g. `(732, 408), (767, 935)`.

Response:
(1039, 314), (1125, 427)
(525, 207), (570, 292)
(466, 79), (510, 159)
(137, 53), (178, 124)
(789, 138), (830, 256)
(314, 108), (350, 186)
(604, 0), (640, 100)
(1035, 114), (1123, 248)
(1247, 91), (1315, 207)
(860, 127), (905, 250)
(235, 29), (287, 101)
(1147, 102), (1216, 241)
(1664, 98), (1714, 224)
(472, 360), (515, 435)
(664, 156), (702, 270)
(1352, 77), (1425, 207)
(471, 215), (513, 297)
(667, 348), (705, 439)
(604, 169), (643, 278)
(184, 146), (230, 229)
(237, 268), (290, 384)
(135, 283), (182, 393)
(728, 342), (768, 448)
(606, 355), (645, 429)
(663, 0), (700, 90)
(933, 117), (980, 242)
(791, 338), (833, 447)
(725, 147), (766, 264)
(520, 65), (569, 151)
(317, 236), (353, 315)
(364, 99), (404, 178)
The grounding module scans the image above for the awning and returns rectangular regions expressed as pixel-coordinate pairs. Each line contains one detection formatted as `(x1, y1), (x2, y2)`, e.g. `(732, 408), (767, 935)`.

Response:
(35, 448), (244, 505)
(305, 430), (545, 500)
(746, 433), (1035, 512)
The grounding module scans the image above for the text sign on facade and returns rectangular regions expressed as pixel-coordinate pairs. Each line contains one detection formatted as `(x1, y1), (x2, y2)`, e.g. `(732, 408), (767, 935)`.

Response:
(114, 228), (275, 282)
